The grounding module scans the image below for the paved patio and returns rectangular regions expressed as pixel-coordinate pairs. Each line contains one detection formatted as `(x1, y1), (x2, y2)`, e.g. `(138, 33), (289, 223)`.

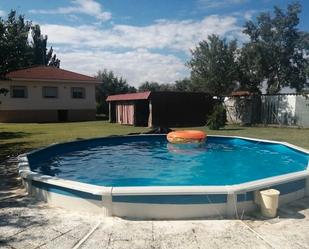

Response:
(1, 159), (309, 249)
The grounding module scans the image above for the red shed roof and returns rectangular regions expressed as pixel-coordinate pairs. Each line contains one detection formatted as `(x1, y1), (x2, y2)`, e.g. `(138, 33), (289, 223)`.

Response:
(230, 91), (254, 96)
(106, 91), (151, 101)
(4, 66), (99, 83)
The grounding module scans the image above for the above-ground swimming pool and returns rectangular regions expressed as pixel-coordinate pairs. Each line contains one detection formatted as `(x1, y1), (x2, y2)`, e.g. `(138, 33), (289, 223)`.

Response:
(19, 135), (309, 219)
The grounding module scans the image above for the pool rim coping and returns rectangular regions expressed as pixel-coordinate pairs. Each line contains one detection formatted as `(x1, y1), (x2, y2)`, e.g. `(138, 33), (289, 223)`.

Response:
(18, 134), (309, 197)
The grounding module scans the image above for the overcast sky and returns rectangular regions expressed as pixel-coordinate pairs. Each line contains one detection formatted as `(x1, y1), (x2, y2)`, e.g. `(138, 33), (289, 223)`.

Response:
(1, 0), (308, 87)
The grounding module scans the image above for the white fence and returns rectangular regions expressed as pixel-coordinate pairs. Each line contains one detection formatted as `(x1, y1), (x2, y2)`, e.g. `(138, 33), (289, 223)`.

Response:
(224, 94), (309, 128)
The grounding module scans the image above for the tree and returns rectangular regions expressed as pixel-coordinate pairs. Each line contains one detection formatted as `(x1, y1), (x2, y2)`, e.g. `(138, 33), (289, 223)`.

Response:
(207, 104), (227, 130)
(138, 81), (174, 92)
(0, 17), (5, 70)
(138, 79), (193, 92)
(48, 53), (61, 68)
(174, 78), (192, 92)
(187, 34), (238, 96)
(31, 25), (60, 67)
(236, 44), (263, 93)
(96, 69), (136, 114)
(137, 82), (157, 92)
(0, 10), (60, 75)
(0, 10), (32, 74)
(138, 82), (161, 92)
(0, 88), (8, 95)
(156, 83), (174, 91)
(242, 2), (309, 93)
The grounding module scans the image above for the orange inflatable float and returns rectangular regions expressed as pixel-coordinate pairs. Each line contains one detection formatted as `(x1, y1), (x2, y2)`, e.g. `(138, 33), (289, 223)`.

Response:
(167, 130), (207, 144)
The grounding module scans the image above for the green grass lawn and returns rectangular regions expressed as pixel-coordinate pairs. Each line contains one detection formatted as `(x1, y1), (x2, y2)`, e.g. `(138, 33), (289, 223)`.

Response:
(0, 121), (308, 161)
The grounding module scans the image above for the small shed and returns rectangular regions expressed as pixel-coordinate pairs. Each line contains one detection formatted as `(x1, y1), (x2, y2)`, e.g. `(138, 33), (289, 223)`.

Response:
(106, 91), (214, 127)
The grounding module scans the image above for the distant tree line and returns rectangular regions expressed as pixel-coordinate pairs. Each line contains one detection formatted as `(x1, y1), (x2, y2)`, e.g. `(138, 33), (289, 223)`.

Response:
(130, 3), (309, 96)
(188, 2), (309, 95)
(138, 79), (192, 92)
(96, 69), (136, 114)
(0, 10), (60, 75)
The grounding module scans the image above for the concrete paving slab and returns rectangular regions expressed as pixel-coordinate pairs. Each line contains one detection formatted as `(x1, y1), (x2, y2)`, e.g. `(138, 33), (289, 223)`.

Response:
(152, 220), (199, 249)
(0, 199), (51, 239)
(44, 211), (98, 240)
(108, 240), (155, 249)
(244, 197), (309, 249)
(3, 225), (62, 249)
(155, 233), (199, 249)
(195, 221), (272, 249)
(64, 223), (96, 241)
(79, 235), (110, 249)
(0, 243), (12, 249)
(153, 220), (272, 249)
(108, 219), (153, 242)
(39, 234), (80, 249)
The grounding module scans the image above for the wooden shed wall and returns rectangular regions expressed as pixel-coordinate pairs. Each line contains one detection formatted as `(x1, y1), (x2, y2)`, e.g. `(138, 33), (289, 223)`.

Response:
(150, 92), (213, 127)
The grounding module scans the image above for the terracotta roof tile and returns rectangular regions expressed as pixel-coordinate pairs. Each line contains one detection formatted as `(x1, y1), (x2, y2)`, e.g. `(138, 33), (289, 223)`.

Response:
(106, 91), (151, 101)
(4, 66), (100, 83)
(230, 91), (253, 96)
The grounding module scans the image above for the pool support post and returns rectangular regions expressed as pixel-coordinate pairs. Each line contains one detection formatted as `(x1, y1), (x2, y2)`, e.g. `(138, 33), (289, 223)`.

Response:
(102, 188), (113, 217)
(22, 178), (32, 195)
(18, 155), (33, 195)
(306, 177), (309, 197)
(226, 193), (237, 218)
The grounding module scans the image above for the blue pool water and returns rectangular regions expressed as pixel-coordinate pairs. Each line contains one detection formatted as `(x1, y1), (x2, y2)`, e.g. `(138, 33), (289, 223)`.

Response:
(29, 135), (309, 187)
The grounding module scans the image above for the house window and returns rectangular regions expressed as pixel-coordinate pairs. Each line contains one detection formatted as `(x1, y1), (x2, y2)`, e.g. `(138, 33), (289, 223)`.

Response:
(43, 87), (58, 98)
(71, 87), (85, 99)
(11, 86), (27, 98)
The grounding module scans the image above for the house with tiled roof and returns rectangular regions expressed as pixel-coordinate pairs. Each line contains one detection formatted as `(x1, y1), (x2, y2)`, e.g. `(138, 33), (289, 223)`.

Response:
(0, 66), (100, 122)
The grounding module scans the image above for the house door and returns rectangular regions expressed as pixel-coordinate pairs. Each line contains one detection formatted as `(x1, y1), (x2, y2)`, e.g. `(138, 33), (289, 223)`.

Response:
(116, 104), (135, 125)
(58, 110), (68, 122)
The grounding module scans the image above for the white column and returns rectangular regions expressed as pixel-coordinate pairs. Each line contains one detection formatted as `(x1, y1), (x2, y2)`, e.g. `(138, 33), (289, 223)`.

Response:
(226, 193), (237, 218)
(102, 188), (113, 217)
(306, 177), (309, 197)
(22, 178), (33, 195)
(148, 100), (152, 127)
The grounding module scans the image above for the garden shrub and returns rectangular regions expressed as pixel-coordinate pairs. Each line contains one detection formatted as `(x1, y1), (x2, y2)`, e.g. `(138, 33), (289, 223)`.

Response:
(207, 104), (227, 130)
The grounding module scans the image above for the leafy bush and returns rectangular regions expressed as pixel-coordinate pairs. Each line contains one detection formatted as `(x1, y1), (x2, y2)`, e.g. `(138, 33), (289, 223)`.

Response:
(0, 88), (8, 96)
(207, 104), (227, 130)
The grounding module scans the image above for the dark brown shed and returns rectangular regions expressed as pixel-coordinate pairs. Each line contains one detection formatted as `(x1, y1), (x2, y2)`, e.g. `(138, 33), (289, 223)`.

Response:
(106, 91), (214, 127)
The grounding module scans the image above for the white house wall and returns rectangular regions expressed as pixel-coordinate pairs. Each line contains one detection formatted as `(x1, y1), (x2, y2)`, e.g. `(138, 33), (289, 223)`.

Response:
(0, 80), (96, 110)
(0, 80), (97, 122)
